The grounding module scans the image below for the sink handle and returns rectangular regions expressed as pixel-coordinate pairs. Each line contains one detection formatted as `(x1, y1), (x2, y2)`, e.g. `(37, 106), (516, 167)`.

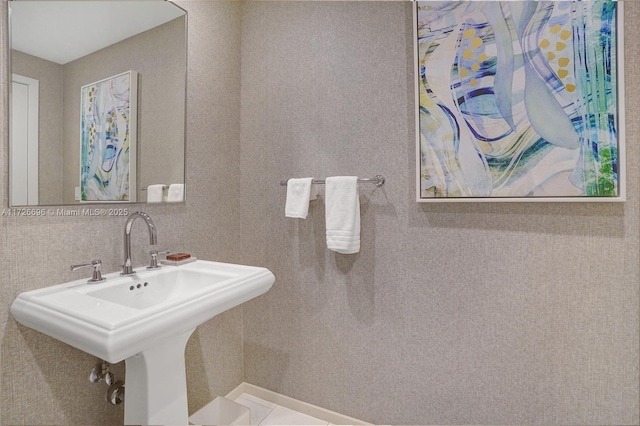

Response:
(147, 250), (170, 269)
(71, 259), (107, 284)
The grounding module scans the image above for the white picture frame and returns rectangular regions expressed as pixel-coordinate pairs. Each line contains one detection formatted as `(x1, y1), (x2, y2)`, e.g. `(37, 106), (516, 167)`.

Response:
(415, 1), (625, 203)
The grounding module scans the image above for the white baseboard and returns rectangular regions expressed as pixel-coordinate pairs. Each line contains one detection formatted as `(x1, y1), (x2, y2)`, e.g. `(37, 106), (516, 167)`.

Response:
(225, 382), (372, 425)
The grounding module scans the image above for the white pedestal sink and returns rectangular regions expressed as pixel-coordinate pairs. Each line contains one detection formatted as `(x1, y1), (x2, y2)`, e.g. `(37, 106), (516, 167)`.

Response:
(10, 260), (275, 425)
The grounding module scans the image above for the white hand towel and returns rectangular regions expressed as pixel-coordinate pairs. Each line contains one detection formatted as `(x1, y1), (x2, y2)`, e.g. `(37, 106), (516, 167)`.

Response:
(285, 178), (317, 219)
(325, 176), (360, 254)
(167, 184), (184, 202)
(147, 184), (166, 203)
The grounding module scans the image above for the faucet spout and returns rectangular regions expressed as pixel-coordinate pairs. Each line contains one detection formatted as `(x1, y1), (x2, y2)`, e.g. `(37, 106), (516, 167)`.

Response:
(122, 211), (157, 275)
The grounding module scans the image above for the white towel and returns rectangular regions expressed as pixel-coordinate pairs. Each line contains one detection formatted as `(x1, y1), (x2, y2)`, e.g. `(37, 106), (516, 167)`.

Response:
(285, 178), (318, 219)
(146, 184), (166, 203)
(325, 176), (360, 254)
(166, 184), (184, 202)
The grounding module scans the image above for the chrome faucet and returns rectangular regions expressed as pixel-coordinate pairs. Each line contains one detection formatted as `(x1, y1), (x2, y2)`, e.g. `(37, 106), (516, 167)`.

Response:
(121, 211), (157, 275)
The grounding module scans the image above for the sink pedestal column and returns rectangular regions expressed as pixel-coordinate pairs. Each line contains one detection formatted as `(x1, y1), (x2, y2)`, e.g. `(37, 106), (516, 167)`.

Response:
(123, 328), (196, 425)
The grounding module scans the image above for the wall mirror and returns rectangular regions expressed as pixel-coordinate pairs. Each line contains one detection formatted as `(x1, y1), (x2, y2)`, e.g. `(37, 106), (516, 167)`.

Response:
(9, 0), (187, 206)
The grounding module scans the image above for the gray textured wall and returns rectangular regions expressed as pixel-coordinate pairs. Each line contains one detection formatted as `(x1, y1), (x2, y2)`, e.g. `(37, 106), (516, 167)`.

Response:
(1, 2), (243, 424)
(239, 1), (639, 425)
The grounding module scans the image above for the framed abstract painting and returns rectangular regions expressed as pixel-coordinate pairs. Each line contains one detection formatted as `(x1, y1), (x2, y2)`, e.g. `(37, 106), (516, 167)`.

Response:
(415, 1), (624, 202)
(80, 70), (138, 202)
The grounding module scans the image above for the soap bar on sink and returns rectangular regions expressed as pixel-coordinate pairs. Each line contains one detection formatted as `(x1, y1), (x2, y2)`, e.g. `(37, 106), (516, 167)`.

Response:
(161, 256), (197, 266)
(166, 253), (191, 261)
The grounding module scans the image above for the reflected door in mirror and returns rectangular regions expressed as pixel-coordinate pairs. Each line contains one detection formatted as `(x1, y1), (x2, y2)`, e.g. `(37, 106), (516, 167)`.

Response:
(10, 74), (39, 206)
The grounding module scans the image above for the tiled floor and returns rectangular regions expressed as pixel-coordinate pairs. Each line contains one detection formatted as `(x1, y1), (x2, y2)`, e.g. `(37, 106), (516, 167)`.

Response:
(232, 393), (333, 425)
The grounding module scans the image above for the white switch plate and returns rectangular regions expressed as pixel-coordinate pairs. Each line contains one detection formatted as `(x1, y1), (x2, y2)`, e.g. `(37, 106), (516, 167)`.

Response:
(75, 186), (81, 201)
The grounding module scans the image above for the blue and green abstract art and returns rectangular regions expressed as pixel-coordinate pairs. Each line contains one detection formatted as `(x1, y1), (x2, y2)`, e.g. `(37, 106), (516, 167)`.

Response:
(80, 71), (137, 202)
(417, 1), (621, 199)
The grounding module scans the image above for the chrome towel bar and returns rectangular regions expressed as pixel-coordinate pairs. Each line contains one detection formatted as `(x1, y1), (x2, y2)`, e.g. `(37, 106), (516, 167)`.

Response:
(141, 185), (169, 191)
(280, 175), (385, 187)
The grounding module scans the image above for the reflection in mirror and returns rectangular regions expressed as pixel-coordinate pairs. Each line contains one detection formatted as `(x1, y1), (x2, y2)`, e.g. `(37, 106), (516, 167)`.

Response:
(9, 0), (187, 206)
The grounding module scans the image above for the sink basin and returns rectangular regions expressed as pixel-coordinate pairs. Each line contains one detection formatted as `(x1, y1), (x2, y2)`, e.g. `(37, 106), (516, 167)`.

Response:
(86, 267), (234, 310)
(11, 259), (275, 425)
(11, 259), (274, 363)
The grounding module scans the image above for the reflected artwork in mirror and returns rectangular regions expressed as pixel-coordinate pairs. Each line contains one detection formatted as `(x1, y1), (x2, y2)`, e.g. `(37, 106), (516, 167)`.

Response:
(80, 71), (137, 202)
(8, 0), (187, 206)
